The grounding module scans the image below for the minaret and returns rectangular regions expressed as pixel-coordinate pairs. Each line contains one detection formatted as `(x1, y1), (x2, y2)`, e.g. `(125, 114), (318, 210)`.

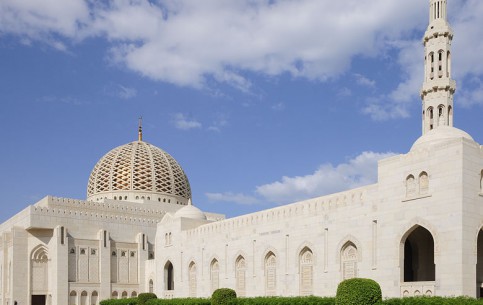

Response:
(421, 0), (456, 134)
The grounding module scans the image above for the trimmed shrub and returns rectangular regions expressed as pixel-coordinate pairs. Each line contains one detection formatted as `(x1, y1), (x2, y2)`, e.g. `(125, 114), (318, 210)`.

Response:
(99, 298), (138, 305)
(138, 293), (157, 305)
(336, 278), (382, 305)
(212, 288), (237, 305)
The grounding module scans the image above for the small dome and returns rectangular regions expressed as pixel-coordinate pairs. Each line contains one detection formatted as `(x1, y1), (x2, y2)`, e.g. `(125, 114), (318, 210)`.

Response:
(87, 141), (191, 202)
(174, 203), (207, 220)
(411, 126), (475, 151)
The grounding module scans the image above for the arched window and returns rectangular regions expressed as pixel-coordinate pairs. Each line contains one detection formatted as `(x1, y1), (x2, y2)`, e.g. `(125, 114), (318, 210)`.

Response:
(299, 247), (314, 296)
(149, 279), (154, 293)
(448, 106), (453, 126)
(91, 291), (99, 305)
(210, 259), (220, 293)
(419, 172), (429, 195)
(235, 256), (246, 297)
(131, 291), (137, 297)
(447, 51), (451, 77)
(189, 262), (197, 297)
(438, 105), (445, 126)
(80, 291), (87, 305)
(112, 291), (118, 299)
(122, 291), (128, 299)
(429, 53), (435, 80)
(164, 261), (174, 291)
(265, 252), (277, 296)
(69, 291), (77, 305)
(341, 242), (358, 280)
(403, 226), (435, 282)
(406, 175), (416, 197)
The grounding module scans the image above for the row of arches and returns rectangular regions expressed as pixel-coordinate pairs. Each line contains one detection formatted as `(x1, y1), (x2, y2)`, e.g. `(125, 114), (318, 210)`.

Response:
(427, 50), (451, 80)
(162, 244), (358, 297)
(111, 290), (138, 299)
(160, 225), (437, 297)
(406, 172), (429, 197)
(69, 291), (99, 305)
(425, 105), (453, 131)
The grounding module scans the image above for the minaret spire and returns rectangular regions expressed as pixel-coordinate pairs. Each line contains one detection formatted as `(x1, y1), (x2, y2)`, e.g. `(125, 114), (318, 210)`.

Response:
(138, 116), (143, 141)
(421, 0), (455, 135)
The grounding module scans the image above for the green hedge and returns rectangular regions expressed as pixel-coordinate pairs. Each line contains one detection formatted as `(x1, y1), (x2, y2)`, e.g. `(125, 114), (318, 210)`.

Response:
(100, 298), (138, 305)
(230, 296), (335, 305)
(212, 288), (237, 305)
(336, 278), (382, 305)
(146, 298), (211, 305)
(382, 296), (483, 305)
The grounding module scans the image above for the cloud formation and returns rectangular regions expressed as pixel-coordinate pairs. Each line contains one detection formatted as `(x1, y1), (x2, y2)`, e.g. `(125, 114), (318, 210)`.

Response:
(207, 151), (396, 206)
(172, 113), (202, 130)
(2, 0), (483, 116)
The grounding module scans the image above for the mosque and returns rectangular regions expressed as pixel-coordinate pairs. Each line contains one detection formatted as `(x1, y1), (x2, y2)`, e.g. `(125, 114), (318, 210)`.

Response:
(1, 1), (483, 304)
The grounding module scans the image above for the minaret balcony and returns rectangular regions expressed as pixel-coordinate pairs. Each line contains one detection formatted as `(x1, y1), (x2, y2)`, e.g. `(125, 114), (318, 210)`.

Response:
(420, 79), (456, 96)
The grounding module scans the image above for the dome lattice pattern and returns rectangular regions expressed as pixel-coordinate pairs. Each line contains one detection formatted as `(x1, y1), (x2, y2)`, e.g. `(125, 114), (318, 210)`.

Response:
(87, 141), (191, 200)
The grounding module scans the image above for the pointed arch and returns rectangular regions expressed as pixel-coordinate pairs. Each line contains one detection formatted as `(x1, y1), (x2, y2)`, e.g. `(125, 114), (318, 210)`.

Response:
(400, 225), (435, 282)
(164, 260), (174, 291)
(235, 255), (246, 297)
(31, 244), (49, 294)
(148, 278), (154, 293)
(299, 247), (314, 296)
(264, 251), (277, 296)
(336, 235), (362, 263)
(188, 261), (197, 297)
(210, 258), (220, 293)
(340, 241), (358, 280)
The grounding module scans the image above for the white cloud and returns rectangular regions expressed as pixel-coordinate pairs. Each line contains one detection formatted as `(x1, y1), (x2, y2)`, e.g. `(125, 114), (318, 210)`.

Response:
(117, 85), (137, 99)
(207, 115), (228, 132)
(256, 151), (396, 204)
(354, 73), (376, 88)
(206, 192), (261, 205)
(0, 0), (427, 88)
(172, 113), (202, 130)
(207, 151), (396, 206)
(271, 102), (285, 111)
(2, 0), (483, 114)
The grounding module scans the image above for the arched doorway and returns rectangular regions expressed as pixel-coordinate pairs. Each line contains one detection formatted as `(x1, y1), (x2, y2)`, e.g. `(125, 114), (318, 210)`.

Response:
(403, 226), (435, 282)
(31, 245), (49, 305)
(477, 230), (483, 298)
(164, 261), (174, 291)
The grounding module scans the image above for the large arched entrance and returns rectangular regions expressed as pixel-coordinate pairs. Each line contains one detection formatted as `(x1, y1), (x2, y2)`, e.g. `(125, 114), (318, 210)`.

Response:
(476, 230), (483, 298)
(403, 226), (435, 282)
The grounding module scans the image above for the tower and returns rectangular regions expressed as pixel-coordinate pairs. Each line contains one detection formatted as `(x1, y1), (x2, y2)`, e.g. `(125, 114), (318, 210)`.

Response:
(421, 0), (456, 134)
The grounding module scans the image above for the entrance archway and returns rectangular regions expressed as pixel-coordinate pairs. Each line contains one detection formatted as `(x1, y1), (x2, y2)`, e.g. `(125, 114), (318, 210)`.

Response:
(476, 230), (483, 298)
(402, 226), (435, 282)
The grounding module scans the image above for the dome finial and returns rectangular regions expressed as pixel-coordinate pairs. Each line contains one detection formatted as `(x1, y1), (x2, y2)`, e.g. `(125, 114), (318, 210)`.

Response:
(138, 116), (143, 141)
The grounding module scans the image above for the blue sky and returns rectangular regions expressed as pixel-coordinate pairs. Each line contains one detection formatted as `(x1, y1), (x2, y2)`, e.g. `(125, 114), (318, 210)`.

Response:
(1, 0), (483, 223)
